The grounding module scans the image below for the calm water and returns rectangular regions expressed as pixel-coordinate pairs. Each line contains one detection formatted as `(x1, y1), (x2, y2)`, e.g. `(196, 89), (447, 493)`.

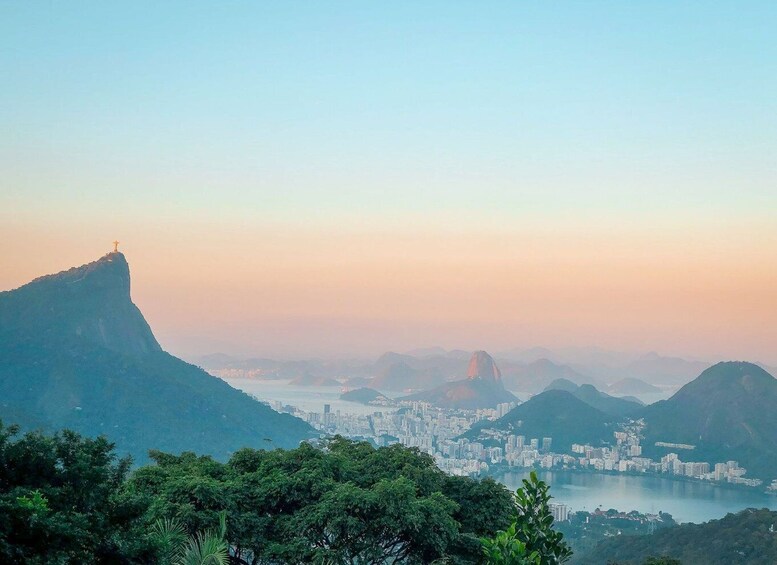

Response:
(498, 470), (777, 523)
(225, 378), (399, 416)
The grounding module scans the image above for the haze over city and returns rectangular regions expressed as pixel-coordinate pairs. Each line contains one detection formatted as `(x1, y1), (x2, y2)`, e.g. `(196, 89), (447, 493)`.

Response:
(2, 2), (775, 362)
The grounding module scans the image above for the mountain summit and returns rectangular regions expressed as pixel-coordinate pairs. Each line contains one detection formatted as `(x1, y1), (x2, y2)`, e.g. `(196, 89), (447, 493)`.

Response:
(466, 350), (502, 382)
(0, 252), (160, 356)
(0, 252), (312, 462)
(401, 350), (517, 410)
(641, 361), (777, 479)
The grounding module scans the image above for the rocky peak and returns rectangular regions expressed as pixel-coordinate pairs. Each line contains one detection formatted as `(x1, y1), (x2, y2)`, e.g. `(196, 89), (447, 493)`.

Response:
(466, 350), (502, 383)
(0, 252), (161, 356)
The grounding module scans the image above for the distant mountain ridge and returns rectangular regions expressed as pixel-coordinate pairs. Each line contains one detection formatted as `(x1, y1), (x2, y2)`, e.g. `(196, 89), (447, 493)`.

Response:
(372, 360), (425, 391)
(0, 252), (313, 462)
(501, 359), (601, 392)
(605, 377), (663, 396)
(495, 347), (715, 387)
(196, 347), (777, 394)
(622, 352), (712, 386)
(543, 380), (643, 417)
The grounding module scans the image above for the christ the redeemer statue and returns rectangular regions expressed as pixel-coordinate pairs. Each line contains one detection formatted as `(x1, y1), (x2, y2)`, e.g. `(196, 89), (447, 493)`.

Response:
(113, 240), (120, 253)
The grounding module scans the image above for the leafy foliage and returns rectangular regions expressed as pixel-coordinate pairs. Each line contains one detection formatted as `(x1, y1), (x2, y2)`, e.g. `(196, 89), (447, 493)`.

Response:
(481, 471), (572, 564)
(151, 512), (228, 565)
(0, 422), (577, 565)
(0, 422), (153, 564)
(132, 436), (515, 564)
(578, 508), (777, 565)
(482, 522), (539, 564)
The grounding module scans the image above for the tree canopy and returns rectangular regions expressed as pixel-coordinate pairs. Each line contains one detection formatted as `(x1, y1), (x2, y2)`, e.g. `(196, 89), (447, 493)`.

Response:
(0, 422), (152, 563)
(0, 423), (577, 564)
(130, 437), (515, 564)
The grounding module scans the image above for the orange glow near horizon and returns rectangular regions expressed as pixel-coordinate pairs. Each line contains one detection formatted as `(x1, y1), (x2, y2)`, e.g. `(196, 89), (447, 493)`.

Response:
(1, 215), (775, 364)
(2, 1), (777, 365)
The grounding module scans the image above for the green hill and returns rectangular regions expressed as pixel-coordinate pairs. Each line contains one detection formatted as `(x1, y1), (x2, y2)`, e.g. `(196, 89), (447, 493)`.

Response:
(464, 390), (615, 449)
(0, 252), (313, 463)
(340, 387), (393, 405)
(640, 362), (777, 480)
(576, 508), (777, 565)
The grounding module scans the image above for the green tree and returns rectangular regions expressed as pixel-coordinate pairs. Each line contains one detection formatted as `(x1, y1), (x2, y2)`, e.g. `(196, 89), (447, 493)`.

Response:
(0, 421), (152, 564)
(642, 558), (682, 565)
(481, 471), (572, 564)
(0, 424), (519, 564)
(130, 437), (515, 564)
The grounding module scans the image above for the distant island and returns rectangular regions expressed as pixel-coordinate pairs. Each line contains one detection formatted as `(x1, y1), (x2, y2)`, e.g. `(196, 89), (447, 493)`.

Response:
(340, 387), (395, 406)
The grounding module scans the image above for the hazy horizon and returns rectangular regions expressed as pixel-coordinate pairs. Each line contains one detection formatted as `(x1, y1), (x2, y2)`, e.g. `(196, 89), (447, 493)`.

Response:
(2, 2), (775, 364)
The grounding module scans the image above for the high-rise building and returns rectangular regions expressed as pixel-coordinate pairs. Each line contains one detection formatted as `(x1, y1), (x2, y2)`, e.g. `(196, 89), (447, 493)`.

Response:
(549, 503), (569, 522)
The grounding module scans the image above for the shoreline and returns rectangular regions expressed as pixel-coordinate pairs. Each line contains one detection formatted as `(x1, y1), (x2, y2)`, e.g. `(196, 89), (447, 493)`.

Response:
(488, 466), (777, 523)
(487, 463), (769, 495)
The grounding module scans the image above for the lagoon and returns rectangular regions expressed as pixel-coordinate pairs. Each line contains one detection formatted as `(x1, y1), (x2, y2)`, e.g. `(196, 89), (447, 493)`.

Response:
(498, 470), (777, 523)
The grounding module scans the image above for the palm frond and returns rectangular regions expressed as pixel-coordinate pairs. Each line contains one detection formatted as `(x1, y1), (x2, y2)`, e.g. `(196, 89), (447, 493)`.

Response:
(151, 517), (188, 564)
(176, 530), (229, 565)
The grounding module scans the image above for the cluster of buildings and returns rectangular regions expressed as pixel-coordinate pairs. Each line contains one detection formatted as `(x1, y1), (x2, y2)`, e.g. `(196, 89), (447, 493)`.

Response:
(565, 422), (762, 486)
(268, 398), (519, 475)
(266, 397), (763, 488)
(568, 444), (761, 487)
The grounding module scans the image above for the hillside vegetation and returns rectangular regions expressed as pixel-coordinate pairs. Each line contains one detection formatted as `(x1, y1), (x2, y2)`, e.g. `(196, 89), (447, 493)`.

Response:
(0, 253), (313, 462)
(577, 508), (777, 565)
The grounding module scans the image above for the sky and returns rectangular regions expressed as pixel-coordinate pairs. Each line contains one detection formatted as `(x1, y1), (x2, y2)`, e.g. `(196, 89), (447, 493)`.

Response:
(1, 2), (776, 363)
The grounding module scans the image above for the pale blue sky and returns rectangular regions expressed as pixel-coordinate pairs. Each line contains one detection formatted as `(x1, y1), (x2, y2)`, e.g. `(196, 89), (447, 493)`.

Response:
(2, 2), (776, 361)
(2, 1), (775, 224)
